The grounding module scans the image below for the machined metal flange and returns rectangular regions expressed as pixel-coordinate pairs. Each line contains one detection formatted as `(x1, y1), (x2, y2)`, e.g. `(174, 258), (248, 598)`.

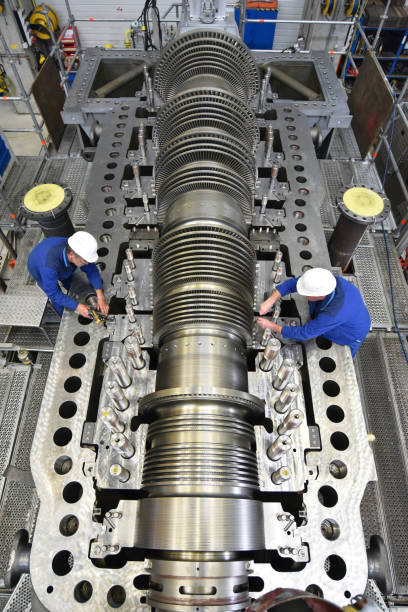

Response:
(336, 184), (390, 225)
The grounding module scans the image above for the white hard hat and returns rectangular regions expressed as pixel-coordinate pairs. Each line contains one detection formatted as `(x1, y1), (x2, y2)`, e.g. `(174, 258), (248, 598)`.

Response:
(296, 268), (336, 297)
(68, 231), (98, 263)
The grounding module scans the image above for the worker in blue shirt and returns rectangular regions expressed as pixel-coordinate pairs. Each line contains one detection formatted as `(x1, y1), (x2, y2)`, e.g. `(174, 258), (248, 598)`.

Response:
(27, 231), (109, 319)
(257, 267), (370, 358)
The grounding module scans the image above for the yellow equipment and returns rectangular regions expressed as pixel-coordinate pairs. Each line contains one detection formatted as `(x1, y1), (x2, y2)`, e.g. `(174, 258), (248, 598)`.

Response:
(29, 4), (58, 40)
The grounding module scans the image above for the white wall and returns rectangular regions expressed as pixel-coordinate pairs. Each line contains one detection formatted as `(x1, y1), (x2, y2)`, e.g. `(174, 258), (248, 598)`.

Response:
(50, 0), (305, 50)
(50, 0), (175, 48)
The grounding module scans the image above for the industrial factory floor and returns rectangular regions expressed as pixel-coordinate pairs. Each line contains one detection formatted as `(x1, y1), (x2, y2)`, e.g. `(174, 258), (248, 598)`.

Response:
(0, 125), (407, 609)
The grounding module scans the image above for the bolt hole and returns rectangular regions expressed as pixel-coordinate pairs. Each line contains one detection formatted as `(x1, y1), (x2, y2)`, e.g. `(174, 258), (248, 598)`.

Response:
(305, 585), (323, 598)
(78, 315), (92, 325)
(330, 431), (349, 451)
(329, 459), (348, 479)
(47, 586), (54, 594)
(298, 237), (310, 246)
(323, 380), (340, 397)
(69, 354), (86, 369)
(316, 336), (332, 350)
(319, 357), (336, 372)
(321, 518), (340, 540)
(107, 585), (126, 608)
(52, 550), (73, 576)
(74, 332), (90, 346)
(318, 485), (338, 508)
(59, 514), (79, 536)
(53, 428), (72, 447)
(54, 455), (72, 474)
(64, 376), (82, 393)
(295, 223), (307, 231)
(300, 250), (312, 259)
(324, 555), (347, 580)
(74, 580), (93, 603)
(59, 401), (77, 419)
(62, 481), (83, 504)
(326, 405), (344, 423)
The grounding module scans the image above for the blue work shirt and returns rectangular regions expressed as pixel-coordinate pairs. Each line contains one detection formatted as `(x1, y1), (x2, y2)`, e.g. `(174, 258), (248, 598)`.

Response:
(27, 237), (102, 316)
(276, 275), (371, 357)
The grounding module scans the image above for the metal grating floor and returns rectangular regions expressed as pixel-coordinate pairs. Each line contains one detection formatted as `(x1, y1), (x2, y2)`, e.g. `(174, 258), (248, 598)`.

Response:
(0, 158), (43, 221)
(2, 574), (31, 612)
(0, 366), (31, 499)
(1, 157), (89, 228)
(355, 333), (408, 595)
(319, 159), (394, 231)
(38, 157), (89, 226)
(0, 354), (51, 582)
(353, 242), (394, 330)
(328, 126), (362, 160)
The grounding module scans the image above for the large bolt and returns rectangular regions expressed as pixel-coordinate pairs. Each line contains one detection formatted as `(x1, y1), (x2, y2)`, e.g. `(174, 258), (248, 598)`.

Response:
(273, 250), (283, 272)
(272, 303), (281, 322)
(264, 124), (274, 164)
(101, 406), (125, 433)
(271, 466), (291, 485)
(274, 383), (299, 414)
(138, 122), (147, 159)
(128, 285), (138, 306)
(267, 435), (292, 461)
(110, 432), (135, 459)
(125, 248), (135, 268)
(110, 463), (131, 483)
(260, 337), (281, 372)
(105, 380), (129, 411)
(272, 358), (296, 390)
(125, 337), (145, 370)
(273, 264), (282, 284)
(261, 328), (272, 347)
(278, 409), (304, 435)
(132, 322), (145, 345)
(107, 355), (132, 388)
(126, 302), (136, 323)
(124, 260), (134, 282)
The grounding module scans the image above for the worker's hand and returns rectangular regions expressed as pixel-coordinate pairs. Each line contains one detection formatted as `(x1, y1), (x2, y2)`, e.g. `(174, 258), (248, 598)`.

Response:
(259, 290), (281, 315)
(97, 293), (109, 316)
(257, 318), (283, 334)
(76, 303), (92, 319)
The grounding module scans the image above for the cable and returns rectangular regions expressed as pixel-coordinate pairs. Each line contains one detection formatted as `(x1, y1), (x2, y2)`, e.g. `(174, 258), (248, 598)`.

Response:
(137, 0), (162, 51)
(380, 94), (408, 364)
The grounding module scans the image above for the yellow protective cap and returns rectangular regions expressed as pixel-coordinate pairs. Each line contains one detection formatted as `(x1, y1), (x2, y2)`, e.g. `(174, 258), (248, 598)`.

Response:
(342, 187), (384, 218)
(24, 184), (65, 212)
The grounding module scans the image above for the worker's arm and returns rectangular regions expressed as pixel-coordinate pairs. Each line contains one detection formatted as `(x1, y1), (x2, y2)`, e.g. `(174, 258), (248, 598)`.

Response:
(276, 277), (299, 297)
(82, 263), (103, 290)
(82, 264), (109, 315)
(281, 312), (340, 342)
(259, 277), (299, 315)
(41, 267), (78, 312)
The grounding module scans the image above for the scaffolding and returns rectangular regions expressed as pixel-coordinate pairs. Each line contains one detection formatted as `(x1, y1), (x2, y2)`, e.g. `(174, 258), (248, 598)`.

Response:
(0, 0), (407, 162)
